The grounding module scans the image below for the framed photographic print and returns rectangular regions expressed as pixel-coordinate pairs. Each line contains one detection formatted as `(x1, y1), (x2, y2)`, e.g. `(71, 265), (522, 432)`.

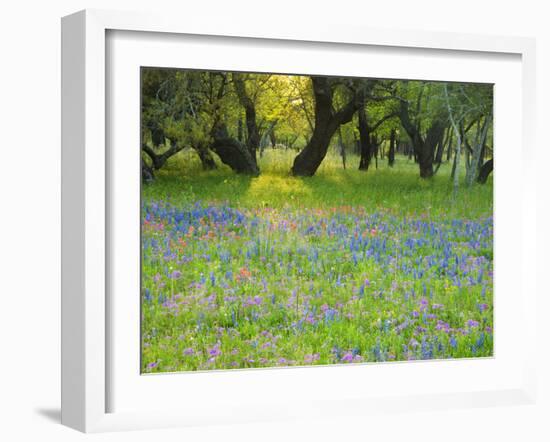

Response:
(61, 9), (538, 433)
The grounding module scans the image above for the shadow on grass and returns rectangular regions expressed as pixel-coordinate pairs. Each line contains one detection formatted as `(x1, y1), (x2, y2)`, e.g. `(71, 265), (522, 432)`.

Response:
(143, 152), (492, 218)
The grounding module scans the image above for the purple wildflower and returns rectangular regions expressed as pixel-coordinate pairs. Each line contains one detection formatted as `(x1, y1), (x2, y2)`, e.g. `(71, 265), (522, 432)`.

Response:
(170, 270), (182, 279)
(208, 344), (221, 357)
(305, 313), (317, 325)
(341, 352), (354, 363)
(477, 303), (489, 312)
(396, 320), (409, 333)
(419, 297), (429, 311)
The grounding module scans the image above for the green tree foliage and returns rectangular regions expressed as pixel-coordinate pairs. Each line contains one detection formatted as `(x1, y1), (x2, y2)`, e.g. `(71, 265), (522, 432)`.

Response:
(141, 68), (493, 184)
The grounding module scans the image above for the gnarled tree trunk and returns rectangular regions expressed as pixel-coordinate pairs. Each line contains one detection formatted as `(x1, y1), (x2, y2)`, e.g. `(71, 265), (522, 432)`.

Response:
(291, 77), (359, 176)
(420, 120), (446, 178)
(210, 123), (259, 175)
(402, 115), (446, 179)
(196, 143), (217, 170)
(388, 128), (396, 167)
(477, 158), (493, 184)
(433, 127), (448, 174)
(358, 106), (373, 171)
(398, 88), (445, 178)
(142, 140), (184, 171)
(141, 158), (154, 183)
(358, 105), (396, 172)
(233, 73), (259, 168)
(466, 114), (491, 186)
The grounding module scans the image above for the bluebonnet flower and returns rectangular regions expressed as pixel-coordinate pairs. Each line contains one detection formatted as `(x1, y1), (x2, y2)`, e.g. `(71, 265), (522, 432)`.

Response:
(450, 336), (458, 348)
(144, 288), (152, 302)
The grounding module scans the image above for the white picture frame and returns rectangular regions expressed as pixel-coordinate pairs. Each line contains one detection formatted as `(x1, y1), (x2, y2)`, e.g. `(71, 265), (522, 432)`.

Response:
(61, 9), (538, 433)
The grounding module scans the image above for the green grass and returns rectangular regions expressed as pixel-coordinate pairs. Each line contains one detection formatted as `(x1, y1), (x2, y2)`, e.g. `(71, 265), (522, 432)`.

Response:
(144, 148), (492, 218)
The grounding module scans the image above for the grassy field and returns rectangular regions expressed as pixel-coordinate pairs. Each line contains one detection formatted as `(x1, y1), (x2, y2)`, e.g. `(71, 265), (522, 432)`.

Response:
(141, 149), (493, 372)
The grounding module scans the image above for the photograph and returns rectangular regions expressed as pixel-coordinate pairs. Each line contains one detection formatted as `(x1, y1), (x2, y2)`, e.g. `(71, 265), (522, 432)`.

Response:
(140, 68), (494, 373)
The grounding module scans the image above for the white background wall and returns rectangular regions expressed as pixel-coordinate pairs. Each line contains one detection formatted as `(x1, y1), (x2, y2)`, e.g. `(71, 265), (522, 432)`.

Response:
(0, 1), (548, 441)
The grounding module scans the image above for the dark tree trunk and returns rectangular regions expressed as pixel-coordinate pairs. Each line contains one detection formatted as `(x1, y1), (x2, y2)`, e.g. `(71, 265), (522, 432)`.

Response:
(358, 106), (373, 171)
(399, 98), (445, 178)
(388, 128), (396, 167)
(141, 158), (154, 183)
(417, 150), (433, 177)
(203, 73), (257, 175)
(291, 77), (359, 176)
(434, 128), (447, 165)
(210, 123), (259, 175)
(432, 128), (448, 175)
(480, 143), (486, 163)
(143, 126), (217, 175)
(337, 127), (346, 170)
(196, 143), (217, 170)
(237, 118), (244, 142)
(419, 121), (445, 178)
(478, 143), (487, 170)
(233, 74), (259, 167)
(142, 140), (184, 171)
(151, 127), (165, 147)
(269, 130), (276, 148)
(291, 128), (338, 176)
(477, 159), (493, 184)
(358, 108), (396, 171)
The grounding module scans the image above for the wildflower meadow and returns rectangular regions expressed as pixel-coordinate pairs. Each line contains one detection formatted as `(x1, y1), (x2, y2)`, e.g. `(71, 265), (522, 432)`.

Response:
(141, 151), (493, 373)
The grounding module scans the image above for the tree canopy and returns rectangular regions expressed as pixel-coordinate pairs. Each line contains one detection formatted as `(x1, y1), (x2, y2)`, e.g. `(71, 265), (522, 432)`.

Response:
(141, 68), (493, 187)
